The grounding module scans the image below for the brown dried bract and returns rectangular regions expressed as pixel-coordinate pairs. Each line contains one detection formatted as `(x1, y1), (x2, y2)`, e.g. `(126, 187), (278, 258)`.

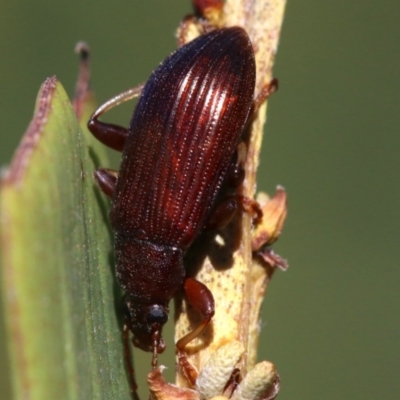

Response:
(148, 368), (199, 400)
(252, 187), (287, 250)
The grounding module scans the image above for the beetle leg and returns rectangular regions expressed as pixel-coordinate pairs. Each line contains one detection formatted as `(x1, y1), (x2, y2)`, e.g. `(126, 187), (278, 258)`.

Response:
(123, 320), (140, 400)
(205, 141), (248, 229)
(252, 78), (279, 113)
(87, 84), (144, 151)
(177, 278), (215, 349)
(206, 140), (259, 229)
(177, 277), (215, 385)
(94, 168), (118, 197)
(206, 196), (238, 230)
(225, 142), (247, 188)
(223, 367), (241, 398)
(206, 194), (263, 230)
(237, 195), (263, 225)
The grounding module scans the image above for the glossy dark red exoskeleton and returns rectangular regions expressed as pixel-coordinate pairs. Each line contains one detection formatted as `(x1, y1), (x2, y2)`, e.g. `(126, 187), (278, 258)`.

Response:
(87, 26), (276, 382)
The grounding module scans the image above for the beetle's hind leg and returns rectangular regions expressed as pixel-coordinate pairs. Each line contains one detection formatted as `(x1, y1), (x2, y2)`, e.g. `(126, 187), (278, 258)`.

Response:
(88, 84), (144, 151)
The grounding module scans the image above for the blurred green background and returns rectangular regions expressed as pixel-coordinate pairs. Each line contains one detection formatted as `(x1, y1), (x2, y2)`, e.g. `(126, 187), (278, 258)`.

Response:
(0, 1), (399, 399)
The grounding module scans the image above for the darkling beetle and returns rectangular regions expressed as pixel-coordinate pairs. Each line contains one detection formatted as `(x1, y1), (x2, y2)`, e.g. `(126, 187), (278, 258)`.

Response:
(87, 26), (277, 383)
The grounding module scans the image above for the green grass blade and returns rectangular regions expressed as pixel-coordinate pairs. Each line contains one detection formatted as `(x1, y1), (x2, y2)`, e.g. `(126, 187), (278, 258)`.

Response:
(1, 77), (130, 400)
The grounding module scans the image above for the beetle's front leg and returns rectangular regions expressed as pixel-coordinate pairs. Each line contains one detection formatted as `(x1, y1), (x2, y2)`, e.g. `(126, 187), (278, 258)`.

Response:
(87, 84), (144, 151)
(176, 278), (215, 385)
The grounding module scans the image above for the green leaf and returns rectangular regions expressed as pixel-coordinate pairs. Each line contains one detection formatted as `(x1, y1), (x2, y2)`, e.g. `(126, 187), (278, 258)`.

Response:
(0, 77), (130, 399)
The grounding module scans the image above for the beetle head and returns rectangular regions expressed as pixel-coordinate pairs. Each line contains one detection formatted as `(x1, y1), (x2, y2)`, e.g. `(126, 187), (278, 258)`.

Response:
(125, 297), (168, 353)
